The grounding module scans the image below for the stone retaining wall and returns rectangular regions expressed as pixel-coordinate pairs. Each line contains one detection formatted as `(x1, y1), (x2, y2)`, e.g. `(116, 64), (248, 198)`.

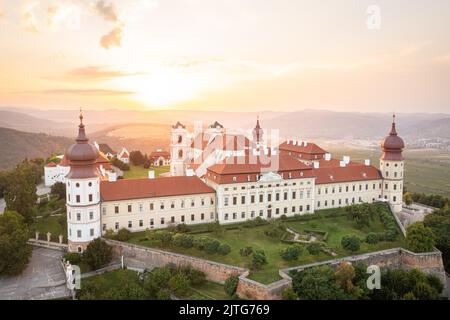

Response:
(104, 239), (447, 300)
(104, 239), (246, 284)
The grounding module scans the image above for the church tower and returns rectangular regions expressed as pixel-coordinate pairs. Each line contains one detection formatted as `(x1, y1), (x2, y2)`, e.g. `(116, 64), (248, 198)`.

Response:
(170, 121), (188, 176)
(252, 116), (264, 150)
(380, 114), (405, 213)
(66, 112), (101, 253)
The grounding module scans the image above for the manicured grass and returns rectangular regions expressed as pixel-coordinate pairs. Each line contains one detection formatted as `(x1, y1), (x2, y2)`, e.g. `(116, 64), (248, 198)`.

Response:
(32, 214), (67, 241)
(123, 165), (170, 179)
(127, 207), (406, 285)
(184, 281), (228, 300)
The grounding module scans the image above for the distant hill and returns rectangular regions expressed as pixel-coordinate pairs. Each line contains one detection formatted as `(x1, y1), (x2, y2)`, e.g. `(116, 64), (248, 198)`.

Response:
(0, 127), (72, 170)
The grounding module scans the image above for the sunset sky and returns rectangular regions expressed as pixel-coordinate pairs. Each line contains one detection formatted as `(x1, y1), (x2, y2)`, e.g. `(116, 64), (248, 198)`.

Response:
(1, 0), (450, 113)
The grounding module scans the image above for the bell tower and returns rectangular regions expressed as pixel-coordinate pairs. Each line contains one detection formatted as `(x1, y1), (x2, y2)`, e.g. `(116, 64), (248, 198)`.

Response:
(66, 111), (101, 253)
(170, 121), (188, 176)
(380, 114), (405, 213)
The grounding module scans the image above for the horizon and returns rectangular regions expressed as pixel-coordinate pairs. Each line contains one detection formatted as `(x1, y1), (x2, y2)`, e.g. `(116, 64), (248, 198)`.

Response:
(1, 1), (450, 113)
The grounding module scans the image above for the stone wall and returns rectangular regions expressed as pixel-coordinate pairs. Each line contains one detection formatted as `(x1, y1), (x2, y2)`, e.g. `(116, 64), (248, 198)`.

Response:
(104, 239), (246, 284)
(104, 239), (447, 300)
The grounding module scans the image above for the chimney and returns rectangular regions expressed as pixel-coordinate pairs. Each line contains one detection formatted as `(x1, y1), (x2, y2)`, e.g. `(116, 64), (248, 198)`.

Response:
(324, 153), (331, 161)
(340, 161), (346, 167)
(343, 156), (350, 164)
(107, 171), (117, 182)
(148, 170), (155, 179)
(313, 162), (320, 169)
(364, 159), (371, 166)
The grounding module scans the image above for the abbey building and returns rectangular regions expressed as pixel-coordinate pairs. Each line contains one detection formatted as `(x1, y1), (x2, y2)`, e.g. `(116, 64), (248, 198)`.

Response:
(65, 113), (405, 253)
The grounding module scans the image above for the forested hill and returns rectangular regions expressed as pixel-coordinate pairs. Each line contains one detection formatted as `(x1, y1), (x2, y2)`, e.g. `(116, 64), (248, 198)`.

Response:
(0, 127), (72, 170)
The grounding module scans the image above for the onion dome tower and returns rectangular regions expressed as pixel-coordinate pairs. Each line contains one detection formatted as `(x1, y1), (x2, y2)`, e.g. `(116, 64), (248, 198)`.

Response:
(380, 114), (405, 213)
(66, 111), (102, 253)
(252, 116), (264, 150)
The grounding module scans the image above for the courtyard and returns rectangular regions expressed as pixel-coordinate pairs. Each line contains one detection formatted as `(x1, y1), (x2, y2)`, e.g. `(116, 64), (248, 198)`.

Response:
(126, 205), (406, 284)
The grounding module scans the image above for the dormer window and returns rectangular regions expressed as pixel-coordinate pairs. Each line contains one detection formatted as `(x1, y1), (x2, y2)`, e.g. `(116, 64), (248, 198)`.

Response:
(233, 176), (237, 182)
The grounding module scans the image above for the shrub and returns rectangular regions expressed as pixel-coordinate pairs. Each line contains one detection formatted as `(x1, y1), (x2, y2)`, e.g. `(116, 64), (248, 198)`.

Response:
(181, 266), (206, 285)
(168, 272), (190, 296)
(175, 223), (190, 233)
(239, 246), (253, 257)
(365, 232), (379, 244)
(148, 230), (173, 246)
(64, 252), (81, 265)
(172, 233), (194, 248)
(103, 229), (116, 239)
(224, 275), (239, 297)
(251, 250), (268, 270)
(50, 182), (66, 200)
(218, 243), (231, 255)
(204, 238), (221, 254)
(280, 244), (303, 261)
(82, 238), (113, 270)
(264, 221), (286, 239)
(306, 242), (321, 255)
(116, 228), (131, 242)
(341, 235), (361, 252)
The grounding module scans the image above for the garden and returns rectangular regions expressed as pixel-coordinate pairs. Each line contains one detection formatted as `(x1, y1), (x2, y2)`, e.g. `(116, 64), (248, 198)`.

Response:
(124, 203), (407, 284)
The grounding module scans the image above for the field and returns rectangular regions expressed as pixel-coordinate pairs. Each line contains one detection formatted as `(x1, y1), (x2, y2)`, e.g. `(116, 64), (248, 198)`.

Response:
(327, 147), (450, 198)
(123, 165), (170, 179)
(127, 206), (406, 284)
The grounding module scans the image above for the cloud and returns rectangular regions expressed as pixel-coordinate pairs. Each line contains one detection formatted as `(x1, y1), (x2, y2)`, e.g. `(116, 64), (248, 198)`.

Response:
(22, 2), (40, 33)
(95, 0), (118, 22)
(64, 65), (142, 80)
(100, 24), (124, 49)
(16, 88), (134, 96)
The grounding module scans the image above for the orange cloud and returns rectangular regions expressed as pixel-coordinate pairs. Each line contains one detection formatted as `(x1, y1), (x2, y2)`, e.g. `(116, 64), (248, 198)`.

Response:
(64, 66), (142, 80)
(100, 24), (123, 49)
(95, 0), (118, 22)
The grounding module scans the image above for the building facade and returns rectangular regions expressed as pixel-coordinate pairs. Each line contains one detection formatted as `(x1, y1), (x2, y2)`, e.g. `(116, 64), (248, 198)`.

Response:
(65, 114), (405, 252)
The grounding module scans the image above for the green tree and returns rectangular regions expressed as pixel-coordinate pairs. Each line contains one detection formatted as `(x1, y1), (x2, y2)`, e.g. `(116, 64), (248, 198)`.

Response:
(251, 250), (268, 270)
(280, 244), (303, 261)
(306, 242), (321, 255)
(403, 192), (413, 206)
(0, 211), (32, 275)
(129, 150), (145, 166)
(334, 262), (356, 294)
(4, 162), (38, 223)
(82, 238), (113, 270)
(424, 208), (450, 272)
(291, 266), (347, 300)
(168, 272), (190, 296)
(116, 228), (131, 242)
(50, 182), (66, 200)
(224, 275), (239, 297)
(281, 287), (298, 300)
(406, 222), (435, 253)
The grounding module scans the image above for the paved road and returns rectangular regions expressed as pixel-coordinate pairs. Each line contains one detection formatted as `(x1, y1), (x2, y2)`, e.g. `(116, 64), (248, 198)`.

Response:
(0, 198), (5, 214)
(0, 247), (70, 300)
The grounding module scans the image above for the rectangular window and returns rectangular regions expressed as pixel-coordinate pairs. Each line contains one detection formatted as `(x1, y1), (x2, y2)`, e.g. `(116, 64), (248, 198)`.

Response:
(102, 207), (106, 215)
(88, 194), (93, 202)
(114, 205), (119, 214)
(150, 219), (154, 227)
(292, 206), (295, 213)
(90, 229), (94, 237)
(139, 203), (143, 212)
(317, 201), (321, 208)
(268, 194), (272, 202)
(76, 195), (80, 203)
(224, 197), (229, 206)
(171, 202), (175, 209)
(161, 217), (165, 225)
(210, 198), (214, 205)
(77, 230), (81, 238)
(275, 208), (279, 215)
(251, 211), (255, 218)
(275, 193), (280, 201)
(115, 222), (119, 230)
(233, 212), (237, 219)
(201, 213), (205, 220)
(306, 205), (310, 211)
(150, 203), (154, 210)
(191, 214), (195, 221)
(259, 210), (263, 217)
(128, 221), (132, 228)
(284, 192), (288, 200)
(233, 197), (237, 205)
(181, 215), (185, 222)
(171, 216), (175, 223)
(76, 212), (81, 221)
(201, 199), (205, 206)
(292, 191), (296, 199)
(241, 212), (245, 219)
(241, 196), (245, 204)
(259, 194), (263, 203)
(251, 195), (255, 203)
(139, 220), (143, 227)
(299, 205), (303, 212)
(127, 204), (132, 213)
(191, 200), (195, 207)
(102, 224), (106, 231)
(160, 203), (164, 210)
(89, 211), (93, 220)
(224, 213), (229, 220)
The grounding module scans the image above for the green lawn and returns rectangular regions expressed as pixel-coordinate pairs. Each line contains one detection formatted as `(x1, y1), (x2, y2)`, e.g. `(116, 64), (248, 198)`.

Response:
(31, 214), (67, 242)
(127, 207), (406, 284)
(183, 281), (229, 300)
(123, 165), (170, 179)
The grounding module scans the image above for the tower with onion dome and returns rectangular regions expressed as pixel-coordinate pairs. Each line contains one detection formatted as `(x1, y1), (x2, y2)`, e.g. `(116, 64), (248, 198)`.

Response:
(380, 114), (405, 213)
(66, 111), (101, 253)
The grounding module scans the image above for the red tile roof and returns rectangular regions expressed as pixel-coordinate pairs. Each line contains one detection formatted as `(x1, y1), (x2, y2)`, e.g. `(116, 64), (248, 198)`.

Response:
(279, 141), (327, 160)
(100, 176), (215, 201)
(205, 154), (314, 184)
(45, 162), (57, 167)
(312, 164), (382, 184)
(149, 150), (170, 159)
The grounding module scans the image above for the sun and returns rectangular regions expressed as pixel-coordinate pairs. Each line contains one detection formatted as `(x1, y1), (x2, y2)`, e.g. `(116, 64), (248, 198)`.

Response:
(114, 67), (208, 108)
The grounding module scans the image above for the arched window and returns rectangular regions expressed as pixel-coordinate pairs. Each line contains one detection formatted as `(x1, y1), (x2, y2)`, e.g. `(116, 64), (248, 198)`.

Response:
(178, 135), (182, 143)
(178, 150), (183, 159)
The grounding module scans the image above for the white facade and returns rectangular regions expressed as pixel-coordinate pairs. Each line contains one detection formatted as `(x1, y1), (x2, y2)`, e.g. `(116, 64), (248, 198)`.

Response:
(380, 159), (404, 213)
(118, 147), (130, 164)
(170, 124), (188, 176)
(44, 163), (70, 187)
(66, 176), (102, 253)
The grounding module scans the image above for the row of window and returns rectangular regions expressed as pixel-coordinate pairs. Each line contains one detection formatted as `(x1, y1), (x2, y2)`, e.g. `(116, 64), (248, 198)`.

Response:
(105, 212), (215, 231)
(223, 205), (311, 220)
(105, 197), (215, 215)
(222, 180), (312, 192)
(384, 183), (402, 191)
(316, 197), (376, 208)
(69, 228), (95, 238)
(224, 189), (311, 206)
(68, 211), (95, 221)
(68, 193), (95, 203)
(317, 183), (380, 195)
(385, 171), (403, 178)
